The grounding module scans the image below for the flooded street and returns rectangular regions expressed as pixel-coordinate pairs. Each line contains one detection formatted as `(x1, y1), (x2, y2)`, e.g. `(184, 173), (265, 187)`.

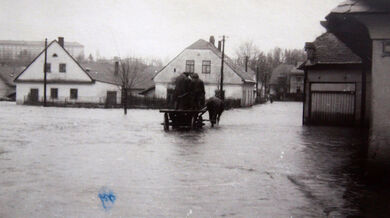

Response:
(0, 102), (377, 217)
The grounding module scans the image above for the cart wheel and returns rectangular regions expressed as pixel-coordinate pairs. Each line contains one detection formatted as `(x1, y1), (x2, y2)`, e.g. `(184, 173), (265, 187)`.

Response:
(164, 113), (169, 131)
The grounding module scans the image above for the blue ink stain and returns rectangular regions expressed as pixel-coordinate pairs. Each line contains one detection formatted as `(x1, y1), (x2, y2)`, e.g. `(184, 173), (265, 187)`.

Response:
(98, 187), (116, 210)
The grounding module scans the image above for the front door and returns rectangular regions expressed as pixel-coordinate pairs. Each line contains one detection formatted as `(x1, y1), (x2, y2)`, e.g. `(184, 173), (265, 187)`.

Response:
(106, 91), (117, 106)
(29, 89), (39, 103)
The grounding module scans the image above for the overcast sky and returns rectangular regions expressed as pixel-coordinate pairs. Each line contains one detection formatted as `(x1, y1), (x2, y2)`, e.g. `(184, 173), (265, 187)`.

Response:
(0, 0), (342, 61)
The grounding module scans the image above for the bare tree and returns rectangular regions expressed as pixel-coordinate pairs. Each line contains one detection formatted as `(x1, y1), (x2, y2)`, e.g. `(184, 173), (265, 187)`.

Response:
(118, 57), (146, 115)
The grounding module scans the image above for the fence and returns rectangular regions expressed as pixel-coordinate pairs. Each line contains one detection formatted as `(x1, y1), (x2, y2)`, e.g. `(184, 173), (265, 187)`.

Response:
(23, 94), (244, 110)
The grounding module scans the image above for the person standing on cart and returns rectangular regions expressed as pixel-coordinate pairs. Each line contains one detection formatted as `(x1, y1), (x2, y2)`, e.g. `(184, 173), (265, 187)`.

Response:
(174, 72), (192, 109)
(189, 73), (205, 110)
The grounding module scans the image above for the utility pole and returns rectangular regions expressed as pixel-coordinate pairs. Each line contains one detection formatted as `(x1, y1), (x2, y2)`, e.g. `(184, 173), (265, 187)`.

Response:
(219, 35), (225, 100)
(43, 38), (48, 107)
(256, 66), (259, 99)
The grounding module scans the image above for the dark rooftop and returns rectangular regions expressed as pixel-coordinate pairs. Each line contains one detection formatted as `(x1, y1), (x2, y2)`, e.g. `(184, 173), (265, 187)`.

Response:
(81, 62), (156, 90)
(302, 32), (362, 68)
(329, 0), (390, 14)
(0, 65), (24, 87)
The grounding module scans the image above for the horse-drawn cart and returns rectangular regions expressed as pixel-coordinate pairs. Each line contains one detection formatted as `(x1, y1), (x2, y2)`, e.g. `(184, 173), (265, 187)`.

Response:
(160, 108), (208, 131)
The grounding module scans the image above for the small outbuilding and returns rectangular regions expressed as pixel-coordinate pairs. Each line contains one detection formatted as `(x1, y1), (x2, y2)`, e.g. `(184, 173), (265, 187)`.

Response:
(300, 32), (364, 126)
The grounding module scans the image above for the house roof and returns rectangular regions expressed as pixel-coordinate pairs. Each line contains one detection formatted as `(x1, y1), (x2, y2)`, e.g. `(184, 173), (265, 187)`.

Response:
(270, 64), (295, 85)
(301, 32), (362, 68)
(154, 39), (256, 83)
(81, 62), (157, 90)
(329, 0), (390, 14)
(0, 65), (24, 87)
(14, 40), (93, 83)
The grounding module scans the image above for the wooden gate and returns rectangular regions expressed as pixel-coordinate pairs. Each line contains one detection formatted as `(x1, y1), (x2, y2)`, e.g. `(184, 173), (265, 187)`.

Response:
(310, 83), (356, 125)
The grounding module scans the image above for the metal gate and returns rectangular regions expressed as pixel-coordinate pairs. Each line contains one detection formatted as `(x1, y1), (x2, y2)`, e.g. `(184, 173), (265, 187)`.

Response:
(310, 92), (355, 125)
(309, 83), (356, 125)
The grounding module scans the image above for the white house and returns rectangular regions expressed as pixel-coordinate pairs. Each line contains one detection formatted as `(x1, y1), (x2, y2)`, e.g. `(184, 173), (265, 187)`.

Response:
(14, 38), (121, 105)
(153, 37), (256, 107)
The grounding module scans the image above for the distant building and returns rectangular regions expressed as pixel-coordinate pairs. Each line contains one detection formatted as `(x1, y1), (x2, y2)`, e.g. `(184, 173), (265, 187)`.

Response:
(300, 32), (363, 126)
(269, 63), (304, 101)
(14, 37), (120, 106)
(153, 36), (256, 107)
(0, 39), (84, 60)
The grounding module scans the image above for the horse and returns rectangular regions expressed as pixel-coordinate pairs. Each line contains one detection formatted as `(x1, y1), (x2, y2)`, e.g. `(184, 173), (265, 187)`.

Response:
(206, 96), (224, 127)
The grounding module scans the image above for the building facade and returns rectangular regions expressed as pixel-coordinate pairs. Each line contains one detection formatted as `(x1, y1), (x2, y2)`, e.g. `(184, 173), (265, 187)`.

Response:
(269, 63), (304, 101)
(301, 33), (364, 126)
(0, 39), (84, 60)
(14, 38), (121, 106)
(322, 0), (390, 163)
(153, 37), (256, 107)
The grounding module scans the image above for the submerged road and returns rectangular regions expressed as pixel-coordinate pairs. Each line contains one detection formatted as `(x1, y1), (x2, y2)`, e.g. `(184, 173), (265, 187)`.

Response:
(0, 102), (378, 217)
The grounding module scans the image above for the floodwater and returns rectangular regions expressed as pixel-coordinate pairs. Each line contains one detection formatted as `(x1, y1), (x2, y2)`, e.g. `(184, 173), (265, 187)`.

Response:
(0, 101), (384, 217)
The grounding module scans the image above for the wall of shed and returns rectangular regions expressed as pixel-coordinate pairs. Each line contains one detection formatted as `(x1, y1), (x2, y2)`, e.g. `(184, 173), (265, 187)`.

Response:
(303, 66), (363, 125)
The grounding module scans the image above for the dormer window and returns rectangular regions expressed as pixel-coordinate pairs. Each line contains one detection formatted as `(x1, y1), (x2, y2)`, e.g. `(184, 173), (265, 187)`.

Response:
(52, 53), (58, 57)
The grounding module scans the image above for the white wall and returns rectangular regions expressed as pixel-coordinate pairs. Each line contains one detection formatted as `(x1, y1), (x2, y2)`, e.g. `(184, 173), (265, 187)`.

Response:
(154, 49), (243, 85)
(17, 41), (91, 82)
(16, 81), (121, 104)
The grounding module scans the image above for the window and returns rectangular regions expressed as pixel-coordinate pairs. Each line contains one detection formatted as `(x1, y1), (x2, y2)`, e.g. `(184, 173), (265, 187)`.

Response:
(45, 63), (51, 73)
(202, 60), (211, 74)
(383, 40), (390, 56)
(59, 63), (66, 73)
(185, 60), (195, 73)
(50, 88), (58, 99)
(70, 89), (78, 99)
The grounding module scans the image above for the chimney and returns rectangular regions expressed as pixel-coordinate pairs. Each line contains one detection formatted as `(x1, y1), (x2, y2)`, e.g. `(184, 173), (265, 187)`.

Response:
(305, 42), (316, 62)
(209, 36), (215, 46)
(58, 37), (64, 48)
(218, 40), (221, 51)
(245, 56), (249, 72)
(114, 61), (119, 75)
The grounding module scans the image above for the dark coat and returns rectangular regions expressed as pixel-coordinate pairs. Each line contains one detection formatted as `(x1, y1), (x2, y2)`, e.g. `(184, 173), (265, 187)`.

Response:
(174, 73), (191, 109)
(190, 78), (205, 109)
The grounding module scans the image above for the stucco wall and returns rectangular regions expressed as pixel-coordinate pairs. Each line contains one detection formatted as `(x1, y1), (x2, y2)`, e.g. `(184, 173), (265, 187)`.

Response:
(154, 49), (243, 85)
(355, 14), (390, 160)
(17, 42), (91, 82)
(16, 81), (121, 104)
(303, 66), (363, 124)
(369, 39), (390, 158)
(155, 82), (244, 100)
